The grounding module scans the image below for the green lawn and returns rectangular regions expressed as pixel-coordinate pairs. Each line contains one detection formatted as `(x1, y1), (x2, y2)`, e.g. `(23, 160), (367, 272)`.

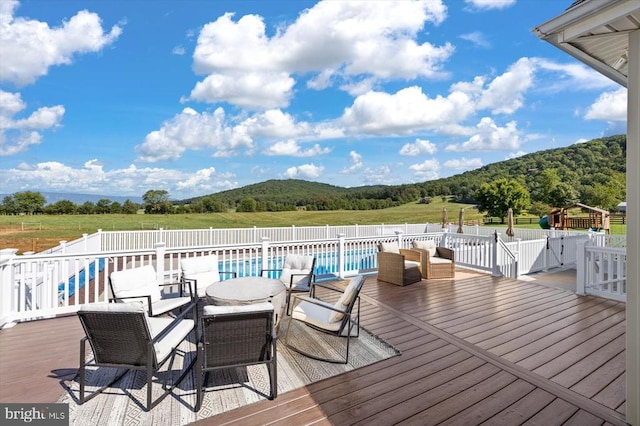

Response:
(0, 200), (625, 254)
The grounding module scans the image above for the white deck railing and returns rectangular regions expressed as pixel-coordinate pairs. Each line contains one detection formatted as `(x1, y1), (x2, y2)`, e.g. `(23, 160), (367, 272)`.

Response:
(1, 223), (628, 327)
(1, 231), (453, 327)
(576, 240), (627, 302)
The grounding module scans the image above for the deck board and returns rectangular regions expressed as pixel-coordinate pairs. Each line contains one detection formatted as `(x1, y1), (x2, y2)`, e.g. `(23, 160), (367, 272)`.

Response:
(0, 271), (627, 425)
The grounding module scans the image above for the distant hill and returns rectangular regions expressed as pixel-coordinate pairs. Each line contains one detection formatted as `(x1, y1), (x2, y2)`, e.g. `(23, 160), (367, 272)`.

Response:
(0, 192), (143, 206)
(181, 135), (626, 212)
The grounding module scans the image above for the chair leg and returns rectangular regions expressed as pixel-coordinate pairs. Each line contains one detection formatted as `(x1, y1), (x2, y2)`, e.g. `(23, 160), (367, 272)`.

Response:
(270, 338), (278, 399)
(79, 337), (129, 405)
(195, 343), (203, 411)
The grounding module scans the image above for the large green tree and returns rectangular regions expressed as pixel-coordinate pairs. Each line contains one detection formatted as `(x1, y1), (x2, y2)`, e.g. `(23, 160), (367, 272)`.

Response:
(11, 191), (46, 214)
(475, 178), (530, 223)
(143, 189), (173, 214)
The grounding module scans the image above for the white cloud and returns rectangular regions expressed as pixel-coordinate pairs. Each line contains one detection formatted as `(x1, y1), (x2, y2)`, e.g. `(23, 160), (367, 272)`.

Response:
(505, 151), (527, 159)
(341, 86), (474, 135)
(284, 163), (324, 179)
(575, 138), (589, 144)
(477, 57), (535, 114)
(263, 140), (331, 157)
(190, 1), (452, 108)
(175, 167), (238, 194)
(445, 117), (521, 151)
(0, 2), (122, 86)
(363, 165), (394, 185)
(0, 90), (65, 156)
(409, 159), (440, 180)
(585, 88), (627, 121)
(400, 138), (437, 156)
(465, 0), (516, 10)
(172, 45), (186, 55)
(341, 150), (363, 174)
(136, 107), (253, 162)
(188, 72), (296, 109)
(535, 58), (615, 91)
(459, 31), (490, 48)
(443, 157), (483, 170)
(0, 159), (237, 197)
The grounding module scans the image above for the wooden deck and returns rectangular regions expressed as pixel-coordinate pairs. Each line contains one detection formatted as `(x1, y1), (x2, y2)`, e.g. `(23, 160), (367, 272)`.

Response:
(0, 271), (627, 425)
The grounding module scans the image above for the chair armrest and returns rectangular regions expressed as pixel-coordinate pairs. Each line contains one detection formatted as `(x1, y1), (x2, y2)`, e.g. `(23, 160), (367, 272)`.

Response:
(180, 278), (196, 299)
(400, 249), (422, 262)
(309, 281), (343, 298)
(291, 294), (348, 315)
(288, 272), (314, 286)
(109, 295), (153, 315)
(150, 300), (197, 344)
(311, 281), (345, 294)
(436, 247), (455, 261)
(220, 271), (237, 278)
(260, 268), (280, 277)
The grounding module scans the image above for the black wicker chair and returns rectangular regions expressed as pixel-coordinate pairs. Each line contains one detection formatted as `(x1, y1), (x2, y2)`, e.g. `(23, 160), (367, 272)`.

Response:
(109, 265), (193, 317)
(77, 300), (197, 410)
(195, 302), (277, 411)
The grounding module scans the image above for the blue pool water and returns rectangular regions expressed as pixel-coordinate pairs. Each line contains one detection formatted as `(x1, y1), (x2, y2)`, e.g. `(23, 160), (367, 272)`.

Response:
(59, 258), (107, 298)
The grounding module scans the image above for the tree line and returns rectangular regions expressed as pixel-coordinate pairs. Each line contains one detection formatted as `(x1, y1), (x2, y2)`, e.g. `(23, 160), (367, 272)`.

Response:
(1, 135), (626, 219)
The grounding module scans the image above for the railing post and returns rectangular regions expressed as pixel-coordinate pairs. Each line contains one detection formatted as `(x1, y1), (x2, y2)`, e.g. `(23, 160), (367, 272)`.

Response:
(492, 231), (501, 277)
(337, 233), (346, 279)
(515, 238), (522, 278)
(576, 239), (586, 295)
(0, 249), (19, 328)
(261, 237), (271, 274)
(82, 233), (88, 251)
(395, 231), (404, 248)
(60, 241), (67, 254)
(155, 242), (166, 283)
(291, 225), (296, 241)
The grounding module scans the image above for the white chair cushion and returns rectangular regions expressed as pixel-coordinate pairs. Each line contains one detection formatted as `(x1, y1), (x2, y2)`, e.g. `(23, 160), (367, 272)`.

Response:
(148, 316), (194, 362)
(329, 275), (364, 323)
(110, 265), (162, 303)
(280, 254), (314, 288)
(291, 297), (342, 331)
(429, 257), (452, 265)
(380, 241), (400, 254)
(79, 301), (146, 314)
(413, 240), (437, 257)
(203, 302), (274, 317)
(151, 296), (192, 316)
(181, 256), (222, 297)
(183, 271), (220, 297)
(180, 255), (219, 275)
(404, 260), (421, 269)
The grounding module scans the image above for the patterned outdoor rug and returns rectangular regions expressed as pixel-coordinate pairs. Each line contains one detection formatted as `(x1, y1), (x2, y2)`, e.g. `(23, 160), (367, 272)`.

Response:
(58, 318), (399, 425)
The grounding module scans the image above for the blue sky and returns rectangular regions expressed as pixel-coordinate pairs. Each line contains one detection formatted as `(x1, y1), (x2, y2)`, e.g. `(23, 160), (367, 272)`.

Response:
(0, 0), (627, 200)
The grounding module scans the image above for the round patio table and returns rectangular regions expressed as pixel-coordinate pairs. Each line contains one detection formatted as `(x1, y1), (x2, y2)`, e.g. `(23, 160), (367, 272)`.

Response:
(205, 277), (286, 328)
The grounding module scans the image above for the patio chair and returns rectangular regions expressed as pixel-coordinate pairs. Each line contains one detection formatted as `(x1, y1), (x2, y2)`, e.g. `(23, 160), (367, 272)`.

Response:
(412, 240), (455, 279)
(261, 254), (315, 315)
(284, 275), (365, 364)
(195, 302), (277, 411)
(180, 254), (237, 299)
(376, 241), (424, 286)
(77, 300), (197, 411)
(109, 264), (193, 317)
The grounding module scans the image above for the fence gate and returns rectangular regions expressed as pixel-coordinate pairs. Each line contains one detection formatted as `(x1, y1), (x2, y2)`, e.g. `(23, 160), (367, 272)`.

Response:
(546, 236), (564, 269)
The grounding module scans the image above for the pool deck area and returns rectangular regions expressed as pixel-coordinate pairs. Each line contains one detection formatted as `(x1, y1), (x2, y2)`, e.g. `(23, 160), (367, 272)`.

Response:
(0, 269), (626, 425)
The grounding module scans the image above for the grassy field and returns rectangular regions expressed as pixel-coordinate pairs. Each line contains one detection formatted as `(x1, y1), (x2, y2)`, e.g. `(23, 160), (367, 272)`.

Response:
(0, 199), (624, 254)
